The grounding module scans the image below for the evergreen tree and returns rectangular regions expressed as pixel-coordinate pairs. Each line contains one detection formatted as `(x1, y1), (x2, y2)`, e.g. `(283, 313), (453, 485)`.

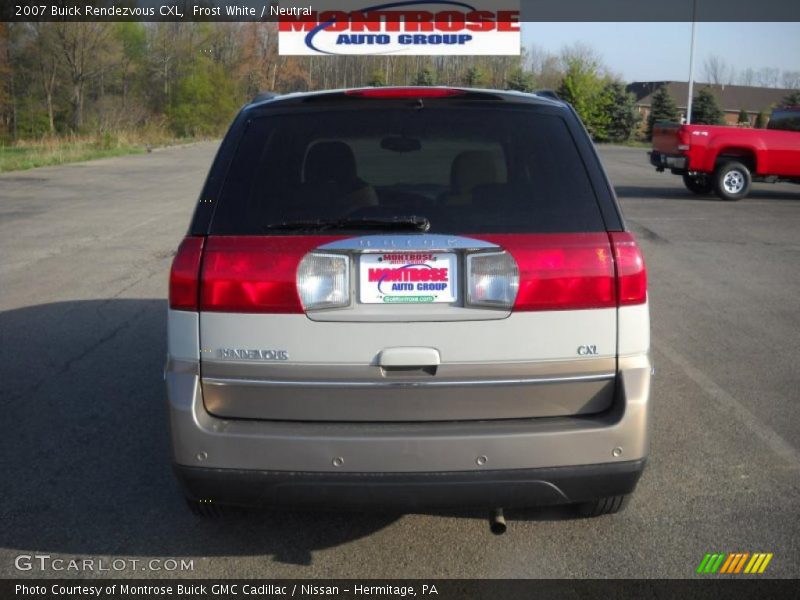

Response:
(505, 68), (534, 92)
(755, 111), (768, 128)
(462, 65), (486, 88)
(646, 85), (680, 140)
(691, 88), (725, 125)
(601, 81), (641, 143)
(737, 108), (750, 126)
(781, 90), (800, 106)
(413, 68), (435, 86)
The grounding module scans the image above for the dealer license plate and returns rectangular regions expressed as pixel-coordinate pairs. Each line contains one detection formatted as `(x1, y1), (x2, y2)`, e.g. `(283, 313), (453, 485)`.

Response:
(359, 252), (458, 304)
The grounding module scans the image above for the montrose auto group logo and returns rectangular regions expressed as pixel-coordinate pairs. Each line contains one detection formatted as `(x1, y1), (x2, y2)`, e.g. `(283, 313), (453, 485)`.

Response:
(277, 0), (520, 55)
(360, 253), (457, 303)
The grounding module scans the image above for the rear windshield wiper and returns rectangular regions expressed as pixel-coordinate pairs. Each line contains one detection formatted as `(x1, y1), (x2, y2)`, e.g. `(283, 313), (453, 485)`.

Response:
(263, 216), (431, 232)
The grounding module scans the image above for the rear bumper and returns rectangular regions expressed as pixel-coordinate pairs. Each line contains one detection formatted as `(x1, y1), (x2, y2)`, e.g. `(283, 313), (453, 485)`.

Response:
(649, 150), (688, 172)
(175, 459), (646, 509)
(166, 352), (651, 488)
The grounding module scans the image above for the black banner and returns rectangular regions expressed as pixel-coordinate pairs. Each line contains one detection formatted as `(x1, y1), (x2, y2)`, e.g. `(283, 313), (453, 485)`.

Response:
(2, 0), (800, 23)
(4, 579), (800, 600)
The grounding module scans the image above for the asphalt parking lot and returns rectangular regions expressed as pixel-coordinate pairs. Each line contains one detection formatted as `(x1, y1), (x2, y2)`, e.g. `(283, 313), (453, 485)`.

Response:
(1, 142), (798, 579)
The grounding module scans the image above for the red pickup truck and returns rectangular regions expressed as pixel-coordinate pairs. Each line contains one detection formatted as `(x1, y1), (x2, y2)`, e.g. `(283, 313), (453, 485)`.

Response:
(649, 107), (800, 200)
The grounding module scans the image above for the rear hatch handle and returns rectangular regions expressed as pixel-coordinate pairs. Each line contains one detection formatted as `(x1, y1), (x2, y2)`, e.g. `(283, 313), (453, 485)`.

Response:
(378, 347), (441, 368)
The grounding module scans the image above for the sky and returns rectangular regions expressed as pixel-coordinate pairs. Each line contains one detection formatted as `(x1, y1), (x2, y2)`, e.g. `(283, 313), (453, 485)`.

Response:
(521, 22), (800, 84)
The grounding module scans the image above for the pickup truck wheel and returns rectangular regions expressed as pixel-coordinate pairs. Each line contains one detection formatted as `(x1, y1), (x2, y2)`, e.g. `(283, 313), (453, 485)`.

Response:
(714, 161), (752, 200)
(576, 494), (630, 517)
(682, 173), (713, 194)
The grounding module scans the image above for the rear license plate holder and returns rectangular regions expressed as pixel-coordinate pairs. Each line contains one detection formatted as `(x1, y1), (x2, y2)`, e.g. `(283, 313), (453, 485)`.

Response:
(359, 252), (457, 304)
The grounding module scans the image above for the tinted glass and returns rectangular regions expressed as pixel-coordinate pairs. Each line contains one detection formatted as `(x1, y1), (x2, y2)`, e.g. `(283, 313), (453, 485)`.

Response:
(210, 107), (605, 234)
(767, 109), (800, 132)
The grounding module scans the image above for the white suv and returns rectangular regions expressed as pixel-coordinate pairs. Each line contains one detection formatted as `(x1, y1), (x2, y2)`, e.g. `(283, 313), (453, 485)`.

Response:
(166, 87), (651, 517)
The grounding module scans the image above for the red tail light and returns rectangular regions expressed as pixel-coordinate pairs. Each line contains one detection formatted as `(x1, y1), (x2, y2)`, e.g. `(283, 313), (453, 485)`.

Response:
(345, 87), (465, 99)
(609, 232), (647, 305)
(477, 234), (616, 311)
(677, 126), (691, 151)
(169, 237), (204, 311)
(179, 233), (645, 314)
(475, 233), (646, 310)
(199, 236), (343, 313)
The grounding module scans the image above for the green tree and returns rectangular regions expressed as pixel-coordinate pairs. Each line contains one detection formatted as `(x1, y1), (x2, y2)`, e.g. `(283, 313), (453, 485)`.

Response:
(557, 55), (608, 140)
(691, 88), (724, 125)
(367, 69), (386, 87)
(646, 85), (680, 140)
(600, 81), (640, 143)
(167, 55), (239, 137)
(505, 67), (534, 92)
(114, 22), (147, 108)
(462, 65), (485, 87)
(737, 108), (750, 126)
(781, 90), (800, 106)
(755, 110), (768, 128)
(52, 22), (115, 131)
(413, 67), (434, 86)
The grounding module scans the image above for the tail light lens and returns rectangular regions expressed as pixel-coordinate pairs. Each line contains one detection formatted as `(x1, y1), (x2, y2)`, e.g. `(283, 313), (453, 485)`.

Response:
(609, 232), (647, 305)
(187, 233), (645, 314)
(169, 237), (204, 311)
(678, 127), (690, 151)
(473, 234), (617, 311)
(297, 253), (350, 311)
(466, 251), (519, 309)
(199, 236), (341, 313)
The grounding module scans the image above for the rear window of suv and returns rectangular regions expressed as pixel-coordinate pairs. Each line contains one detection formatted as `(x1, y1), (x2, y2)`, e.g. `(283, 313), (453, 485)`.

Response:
(210, 107), (605, 234)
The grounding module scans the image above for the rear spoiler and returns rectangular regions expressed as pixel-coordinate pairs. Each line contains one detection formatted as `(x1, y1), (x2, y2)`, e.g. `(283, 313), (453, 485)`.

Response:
(534, 89), (561, 101)
(250, 91), (279, 104)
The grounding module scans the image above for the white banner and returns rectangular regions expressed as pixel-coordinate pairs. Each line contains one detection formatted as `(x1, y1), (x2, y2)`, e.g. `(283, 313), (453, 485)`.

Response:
(277, 1), (520, 56)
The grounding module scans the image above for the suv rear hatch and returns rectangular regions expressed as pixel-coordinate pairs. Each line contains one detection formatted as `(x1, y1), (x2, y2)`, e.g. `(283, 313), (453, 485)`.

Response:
(175, 89), (644, 422)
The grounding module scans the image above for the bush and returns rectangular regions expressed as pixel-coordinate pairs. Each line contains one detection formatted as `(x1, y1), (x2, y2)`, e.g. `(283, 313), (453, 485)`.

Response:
(367, 70), (386, 87)
(737, 109), (751, 126)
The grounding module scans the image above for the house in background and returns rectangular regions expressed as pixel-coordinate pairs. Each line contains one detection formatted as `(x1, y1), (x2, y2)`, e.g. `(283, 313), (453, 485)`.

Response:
(627, 81), (796, 126)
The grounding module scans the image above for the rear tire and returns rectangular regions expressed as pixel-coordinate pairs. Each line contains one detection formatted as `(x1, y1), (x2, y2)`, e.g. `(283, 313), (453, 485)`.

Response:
(682, 173), (713, 194)
(713, 161), (751, 201)
(576, 494), (630, 517)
